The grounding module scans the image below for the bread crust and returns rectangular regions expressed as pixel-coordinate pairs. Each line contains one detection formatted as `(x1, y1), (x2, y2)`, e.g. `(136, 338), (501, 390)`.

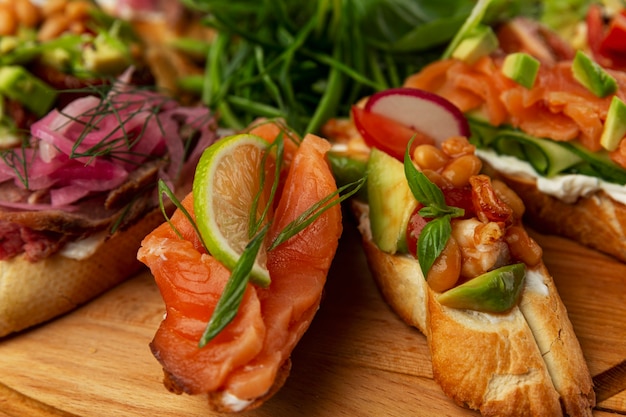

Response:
(355, 201), (428, 334)
(428, 296), (563, 416)
(352, 201), (594, 416)
(0, 209), (165, 337)
(486, 167), (626, 263)
(518, 264), (595, 416)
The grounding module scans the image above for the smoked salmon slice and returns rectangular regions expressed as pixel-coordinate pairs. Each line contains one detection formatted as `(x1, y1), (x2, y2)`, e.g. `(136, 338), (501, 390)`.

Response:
(137, 129), (342, 411)
(404, 56), (626, 168)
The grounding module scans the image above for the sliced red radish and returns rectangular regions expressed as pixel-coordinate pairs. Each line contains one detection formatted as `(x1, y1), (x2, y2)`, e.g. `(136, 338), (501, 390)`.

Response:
(366, 87), (470, 144)
(351, 106), (435, 160)
(353, 87), (470, 160)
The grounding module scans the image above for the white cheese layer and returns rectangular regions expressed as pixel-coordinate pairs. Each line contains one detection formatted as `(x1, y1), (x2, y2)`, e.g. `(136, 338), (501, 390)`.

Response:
(220, 392), (254, 412)
(477, 149), (626, 205)
(59, 232), (107, 260)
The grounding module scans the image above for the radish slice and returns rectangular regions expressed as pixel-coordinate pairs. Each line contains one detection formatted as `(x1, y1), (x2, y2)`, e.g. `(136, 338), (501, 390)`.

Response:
(364, 87), (470, 146)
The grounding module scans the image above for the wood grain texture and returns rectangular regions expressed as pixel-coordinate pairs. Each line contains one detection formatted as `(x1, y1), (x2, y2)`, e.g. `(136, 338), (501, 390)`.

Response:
(0, 217), (624, 417)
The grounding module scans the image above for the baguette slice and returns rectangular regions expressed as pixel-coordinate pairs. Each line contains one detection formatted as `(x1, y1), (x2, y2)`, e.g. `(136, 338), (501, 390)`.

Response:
(481, 163), (626, 264)
(0, 209), (164, 337)
(353, 201), (595, 416)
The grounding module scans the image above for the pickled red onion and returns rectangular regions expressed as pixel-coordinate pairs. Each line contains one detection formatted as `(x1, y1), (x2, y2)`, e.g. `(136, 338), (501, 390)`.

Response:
(0, 82), (217, 210)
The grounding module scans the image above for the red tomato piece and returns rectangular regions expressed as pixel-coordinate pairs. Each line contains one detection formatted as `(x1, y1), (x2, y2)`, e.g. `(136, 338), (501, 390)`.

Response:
(442, 185), (475, 218)
(601, 15), (626, 51)
(352, 106), (435, 161)
(587, 4), (626, 70)
(406, 203), (427, 257)
(405, 186), (474, 257)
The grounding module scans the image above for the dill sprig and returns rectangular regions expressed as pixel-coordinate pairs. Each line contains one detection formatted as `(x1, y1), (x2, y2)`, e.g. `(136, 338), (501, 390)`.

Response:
(0, 81), (213, 197)
(0, 138), (32, 189)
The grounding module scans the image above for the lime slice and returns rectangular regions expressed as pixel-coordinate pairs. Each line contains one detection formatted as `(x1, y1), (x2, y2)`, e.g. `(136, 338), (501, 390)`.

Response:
(193, 133), (274, 287)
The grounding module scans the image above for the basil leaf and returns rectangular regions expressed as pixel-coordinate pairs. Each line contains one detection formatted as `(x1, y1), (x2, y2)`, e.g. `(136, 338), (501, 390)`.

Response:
(417, 215), (452, 276)
(403, 136), (463, 277)
(404, 140), (447, 208)
(199, 224), (269, 347)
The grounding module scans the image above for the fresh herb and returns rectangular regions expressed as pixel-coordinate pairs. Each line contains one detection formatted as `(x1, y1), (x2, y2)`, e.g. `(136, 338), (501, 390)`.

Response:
(248, 133), (284, 239)
(158, 179), (207, 249)
(178, 0), (533, 135)
(270, 176), (366, 250)
(403, 138), (463, 276)
(0, 138), (30, 189)
(441, 0), (494, 59)
(199, 224), (269, 346)
(198, 174), (366, 347)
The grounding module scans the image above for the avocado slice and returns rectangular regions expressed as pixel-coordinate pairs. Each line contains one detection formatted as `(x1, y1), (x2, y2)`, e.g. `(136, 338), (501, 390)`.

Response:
(572, 50), (617, 98)
(437, 263), (526, 313)
(451, 24), (499, 65)
(0, 66), (57, 117)
(502, 52), (540, 89)
(600, 96), (626, 152)
(367, 148), (418, 254)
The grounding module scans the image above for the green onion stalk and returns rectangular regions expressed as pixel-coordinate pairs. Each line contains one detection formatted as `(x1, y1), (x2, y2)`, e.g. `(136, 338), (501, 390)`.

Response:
(176, 0), (543, 136)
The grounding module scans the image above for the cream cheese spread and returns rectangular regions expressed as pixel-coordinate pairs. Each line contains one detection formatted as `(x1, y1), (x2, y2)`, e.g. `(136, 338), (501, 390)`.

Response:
(59, 232), (107, 260)
(220, 392), (254, 412)
(524, 267), (550, 297)
(476, 149), (626, 205)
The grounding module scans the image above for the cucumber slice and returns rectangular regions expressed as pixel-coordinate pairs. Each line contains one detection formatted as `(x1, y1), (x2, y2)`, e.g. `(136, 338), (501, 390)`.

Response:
(560, 141), (626, 185)
(467, 117), (626, 185)
(327, 152), (368, 200)
(491, 131), (583, 177)
(467, 118), (582, 177)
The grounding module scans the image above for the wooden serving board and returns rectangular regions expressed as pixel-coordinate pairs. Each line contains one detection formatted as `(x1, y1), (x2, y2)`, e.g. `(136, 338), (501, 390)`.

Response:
(0, 215), (625, 417)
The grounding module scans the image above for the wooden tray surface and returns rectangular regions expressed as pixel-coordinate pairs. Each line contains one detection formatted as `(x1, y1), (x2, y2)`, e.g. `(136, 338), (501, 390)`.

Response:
(0, 216), (625, 417)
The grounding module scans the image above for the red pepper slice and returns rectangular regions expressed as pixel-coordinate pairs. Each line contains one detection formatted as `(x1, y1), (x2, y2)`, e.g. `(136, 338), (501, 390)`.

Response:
(587, 4), (626, 70)
(600, 11), (626, 53)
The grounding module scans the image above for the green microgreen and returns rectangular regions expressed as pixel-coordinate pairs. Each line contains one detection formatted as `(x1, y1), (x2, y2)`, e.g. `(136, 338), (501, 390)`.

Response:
(403, 137), (464, 276)
(441, 0), (494, 59)
(179, 0), (530, 135)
